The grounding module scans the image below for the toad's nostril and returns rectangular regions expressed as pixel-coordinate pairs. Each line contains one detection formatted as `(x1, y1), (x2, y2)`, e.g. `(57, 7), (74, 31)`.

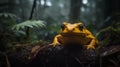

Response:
(72, 28), (75, 30)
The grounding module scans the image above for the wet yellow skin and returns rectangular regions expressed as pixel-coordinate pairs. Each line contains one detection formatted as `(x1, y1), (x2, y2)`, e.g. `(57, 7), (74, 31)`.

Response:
(51, 22), (98, 49)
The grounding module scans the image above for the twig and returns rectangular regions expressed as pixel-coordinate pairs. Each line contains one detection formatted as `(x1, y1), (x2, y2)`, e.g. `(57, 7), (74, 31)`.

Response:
(0, 52), (11, 67)
(25, 0), (37, 39)
(28, 45), (51, 61)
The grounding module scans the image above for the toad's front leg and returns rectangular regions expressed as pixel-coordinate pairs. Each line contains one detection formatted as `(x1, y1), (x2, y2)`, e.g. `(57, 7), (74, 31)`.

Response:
(86, 35), (98, 49)
(50, 34), (61, 47)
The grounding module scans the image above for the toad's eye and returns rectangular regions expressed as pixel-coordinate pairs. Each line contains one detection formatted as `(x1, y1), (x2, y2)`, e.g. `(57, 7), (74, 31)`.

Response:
(61, 24), (65, 30)
(79, 25), (84, 31)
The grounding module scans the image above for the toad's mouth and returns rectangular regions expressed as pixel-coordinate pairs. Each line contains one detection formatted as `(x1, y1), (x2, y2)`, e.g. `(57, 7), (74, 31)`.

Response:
(60, 32), (86, 37)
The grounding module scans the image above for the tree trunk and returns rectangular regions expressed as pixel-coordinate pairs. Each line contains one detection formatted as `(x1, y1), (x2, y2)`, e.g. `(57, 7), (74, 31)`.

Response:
(69, 0), (82, 23)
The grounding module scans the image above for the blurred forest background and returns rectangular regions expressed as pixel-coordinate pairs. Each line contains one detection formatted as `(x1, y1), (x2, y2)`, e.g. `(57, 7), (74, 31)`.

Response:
(0, 0), (120, 67)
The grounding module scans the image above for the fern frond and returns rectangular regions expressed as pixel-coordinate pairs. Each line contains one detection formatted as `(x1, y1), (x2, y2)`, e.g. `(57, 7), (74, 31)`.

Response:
(12, 20), (46, 31)
(0, 13), (19, 19)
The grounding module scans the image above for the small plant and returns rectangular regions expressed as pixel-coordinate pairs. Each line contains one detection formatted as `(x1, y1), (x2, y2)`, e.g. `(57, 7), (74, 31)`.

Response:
(96, 23), (120, 46)
(0, 13), (19, 19)
(12, 20), (46, 31)
(12, 20), (46, 40)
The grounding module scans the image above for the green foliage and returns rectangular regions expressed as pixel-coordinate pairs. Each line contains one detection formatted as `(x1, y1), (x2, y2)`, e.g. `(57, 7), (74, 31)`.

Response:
(96, 23), (120, 46)
(0, 13), (19, 28)
(0, 13), (20, 51)
(0, 13), (18, 19)
(12, 20), (46, 31)
(11, 20), (46, 42)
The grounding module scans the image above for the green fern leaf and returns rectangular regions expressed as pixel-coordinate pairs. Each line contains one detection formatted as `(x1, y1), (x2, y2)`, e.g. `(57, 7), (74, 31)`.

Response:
(26, 24), (33, 28)
(0, 13), (19, 19)
(12, 20), (46, 31)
